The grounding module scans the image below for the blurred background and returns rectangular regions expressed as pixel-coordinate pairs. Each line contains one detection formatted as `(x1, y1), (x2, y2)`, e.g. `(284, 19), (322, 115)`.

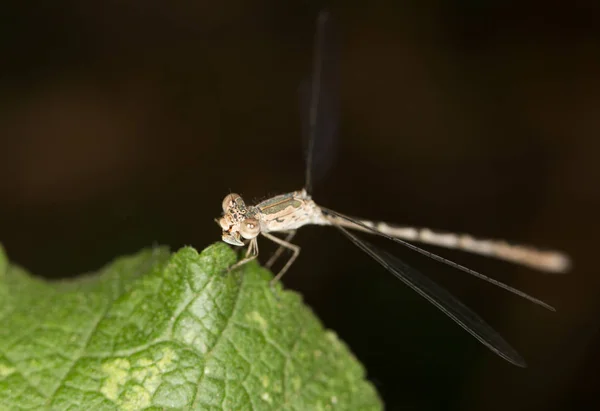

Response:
(1, 1), (599, 410)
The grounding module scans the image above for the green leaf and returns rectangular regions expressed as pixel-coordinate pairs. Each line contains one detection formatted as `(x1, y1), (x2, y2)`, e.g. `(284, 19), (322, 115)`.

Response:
(0, 243), (382, 410)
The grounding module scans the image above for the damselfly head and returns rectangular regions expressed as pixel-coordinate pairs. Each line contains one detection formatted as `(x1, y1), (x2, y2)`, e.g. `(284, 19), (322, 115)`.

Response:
(219, 193), (260, 246)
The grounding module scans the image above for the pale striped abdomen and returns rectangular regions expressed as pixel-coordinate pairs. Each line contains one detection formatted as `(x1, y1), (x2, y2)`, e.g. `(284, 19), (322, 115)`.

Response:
(325, 215), (570, 273)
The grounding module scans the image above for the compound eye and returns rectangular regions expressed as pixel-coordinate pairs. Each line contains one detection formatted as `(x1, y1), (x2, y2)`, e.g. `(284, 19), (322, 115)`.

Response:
(222, 193), (241, 211)
(240, 218), (260, 239)
(218, 216), (230, 230)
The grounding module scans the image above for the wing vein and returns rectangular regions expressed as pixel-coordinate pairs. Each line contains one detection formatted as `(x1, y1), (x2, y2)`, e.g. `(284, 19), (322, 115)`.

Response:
(335, 224), (526, 367)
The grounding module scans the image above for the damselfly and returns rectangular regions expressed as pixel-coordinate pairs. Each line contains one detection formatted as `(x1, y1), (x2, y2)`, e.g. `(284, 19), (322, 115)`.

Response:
(217, 11), (570, 367)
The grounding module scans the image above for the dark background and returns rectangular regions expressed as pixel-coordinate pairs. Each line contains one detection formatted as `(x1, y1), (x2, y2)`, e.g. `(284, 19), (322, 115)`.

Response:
(1, 1), (599, 410)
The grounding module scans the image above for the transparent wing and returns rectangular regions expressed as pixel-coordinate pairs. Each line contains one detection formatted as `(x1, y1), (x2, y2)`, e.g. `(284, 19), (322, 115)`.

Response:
(302, 10), (340, 195)
(321, 207), (555, 311)
(335, 224), (527, 367)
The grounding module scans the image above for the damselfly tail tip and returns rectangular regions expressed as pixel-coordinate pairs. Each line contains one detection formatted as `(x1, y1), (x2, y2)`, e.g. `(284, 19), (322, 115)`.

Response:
(541, 251), (571, 274)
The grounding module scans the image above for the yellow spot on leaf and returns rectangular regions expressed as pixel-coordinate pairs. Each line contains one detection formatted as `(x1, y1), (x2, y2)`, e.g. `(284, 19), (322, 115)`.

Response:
(135, 358), (152, 367)
(119, 384), (151, 410)
(247, 311), (267, 329)
(132, 364), (161, 393)
(156, 346), (177, 372)
(261, 392), (272, 404)
(0, 363), (15, 377)
(100, 358), (131, 401)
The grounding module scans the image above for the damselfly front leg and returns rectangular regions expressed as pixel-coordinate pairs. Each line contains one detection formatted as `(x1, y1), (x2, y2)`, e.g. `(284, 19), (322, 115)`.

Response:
(224, 237), (259, 275)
